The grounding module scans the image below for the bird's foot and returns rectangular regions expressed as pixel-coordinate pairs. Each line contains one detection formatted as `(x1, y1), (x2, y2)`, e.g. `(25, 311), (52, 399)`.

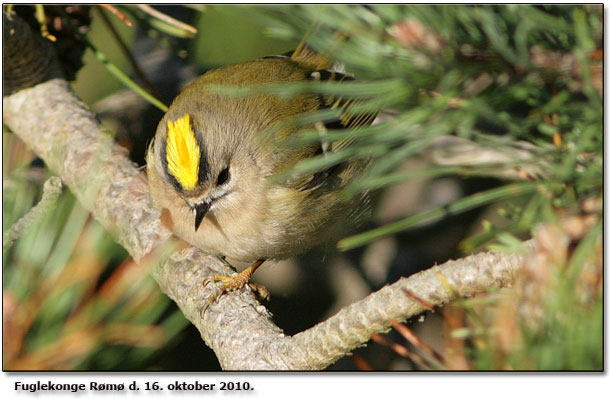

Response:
(202, 259), (269, 310)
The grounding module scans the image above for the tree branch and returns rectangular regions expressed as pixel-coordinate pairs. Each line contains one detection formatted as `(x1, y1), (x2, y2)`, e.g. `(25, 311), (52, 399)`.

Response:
(3, 176), (63, 252)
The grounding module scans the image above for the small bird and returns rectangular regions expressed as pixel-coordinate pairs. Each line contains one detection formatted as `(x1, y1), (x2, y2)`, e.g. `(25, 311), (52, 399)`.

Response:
(146, 47), (374, 305)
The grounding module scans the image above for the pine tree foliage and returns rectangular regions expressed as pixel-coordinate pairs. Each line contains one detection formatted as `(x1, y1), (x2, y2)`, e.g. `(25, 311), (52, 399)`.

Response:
(242, 4), (603, 370)
(241, 4), (602, 252)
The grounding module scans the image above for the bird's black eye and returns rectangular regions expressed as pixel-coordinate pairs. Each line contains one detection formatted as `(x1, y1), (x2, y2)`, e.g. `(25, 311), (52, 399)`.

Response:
(216, 166), (230, 186)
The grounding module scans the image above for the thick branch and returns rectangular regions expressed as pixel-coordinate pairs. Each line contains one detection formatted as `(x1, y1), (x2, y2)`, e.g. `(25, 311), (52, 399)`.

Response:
(280, 247), (528, 369)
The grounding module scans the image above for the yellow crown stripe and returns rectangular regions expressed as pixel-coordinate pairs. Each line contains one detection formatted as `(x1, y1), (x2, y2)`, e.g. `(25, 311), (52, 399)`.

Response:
(166, 114), (200, 190)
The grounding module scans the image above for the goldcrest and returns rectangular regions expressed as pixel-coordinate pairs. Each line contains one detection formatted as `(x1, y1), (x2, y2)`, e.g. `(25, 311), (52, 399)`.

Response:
(146, 49), (374, 303)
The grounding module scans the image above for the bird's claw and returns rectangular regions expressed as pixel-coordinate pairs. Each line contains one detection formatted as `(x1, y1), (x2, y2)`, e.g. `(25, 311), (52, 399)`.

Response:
(200, 273), (270, 314)
(200, 259), (268, 316)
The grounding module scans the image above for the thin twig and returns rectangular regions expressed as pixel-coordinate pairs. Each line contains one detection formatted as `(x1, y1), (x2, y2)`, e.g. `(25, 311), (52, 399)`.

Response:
(371, 333), (433, 370)
(402, 288), (435, 310)
(96, 5), (162, 100)
(390, 319), (446, 367)
(350, 354), (374, 370)
(35, 5), (57, 42)
(100, 4), (132, 26)
(3, 176), (63, 252)
(55, 6), (168, 112)
(136, 4), (197, 36)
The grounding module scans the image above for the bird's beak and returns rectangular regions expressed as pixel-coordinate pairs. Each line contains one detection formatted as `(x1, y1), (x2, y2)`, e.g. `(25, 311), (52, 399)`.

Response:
(194, 201), (211, 231)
